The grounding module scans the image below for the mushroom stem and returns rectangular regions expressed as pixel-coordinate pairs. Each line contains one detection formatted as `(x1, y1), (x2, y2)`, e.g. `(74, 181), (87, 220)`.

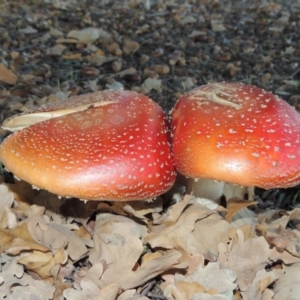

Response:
(186, 178), (255, 203)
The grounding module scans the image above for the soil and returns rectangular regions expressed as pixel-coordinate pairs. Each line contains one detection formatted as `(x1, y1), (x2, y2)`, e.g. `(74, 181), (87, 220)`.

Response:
(0, 0), (299, 116)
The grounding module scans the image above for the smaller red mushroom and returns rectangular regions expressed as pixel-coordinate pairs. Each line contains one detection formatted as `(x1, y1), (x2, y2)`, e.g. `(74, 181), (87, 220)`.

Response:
(171, 82), (300, 200)
(0, 90), (176, 201)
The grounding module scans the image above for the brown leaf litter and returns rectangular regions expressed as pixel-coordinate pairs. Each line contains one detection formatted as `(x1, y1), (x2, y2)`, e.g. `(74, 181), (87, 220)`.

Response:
(0, 181), (300, 299)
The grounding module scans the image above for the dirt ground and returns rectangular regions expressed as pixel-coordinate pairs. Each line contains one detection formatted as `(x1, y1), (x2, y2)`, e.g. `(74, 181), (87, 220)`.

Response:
(1, 0), (300, 299)
(0, 0), (300, 116)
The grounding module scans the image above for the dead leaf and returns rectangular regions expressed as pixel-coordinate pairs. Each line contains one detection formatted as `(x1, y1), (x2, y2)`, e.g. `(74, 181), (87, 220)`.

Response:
(0, 184), (14, 211)
(56, 37), (80, 44)
(163, 262), (236, 300)
(123, 197), (164, 223)
(255, 208), (300, 263)
(171, 280), (206, 299)
(63, 278), (101, 300)
(89, 213), (147, 265)
(226, 198), (257, 222)
(11, 275), (55, 299)
(89, 51), (115, 67)
(182, 250), (206, 275)
(153, 194), (191, 226)
(185, 262), (237, 294)
(47, 44), (67, 56)
(19, 26), (37, 34)
(218, 230), (273, 291)
(67, 28), (110, 44)
(4, 180), (35, 205)
(141, 78), (162, 93)
(272, 263), (300, 299)
(0, 222), (49, 255)
(180, 15), (197, 26)
(97, 283), (119, 300)
(10, 279), (55, 300)
(117, 290), (137, 300)
(100, 244), (183, 290)
(26, 215), (93, 261)
(257, 224), (300, 257)
(163, 262), (237, 299)
(146, 202), (230, 260)
(241, 268), (283, 300)
(211, 19), (226, 31)
(257, 209), (289, 226)
(230, 207), (257, 229)
(0, 259), (55, 300)
(105, 80), (124, 90)
(123, 38), (140, 54)
(63, 265), (119, 300)
(63, 53), (82, 60)
(270, 247), (300, 265)
(0, 258), (33, 298)
(0, 63), (18, 84)
(89, 212), (184, 289)
(0, 206), (17, 229)
(17, 248), (67, 279)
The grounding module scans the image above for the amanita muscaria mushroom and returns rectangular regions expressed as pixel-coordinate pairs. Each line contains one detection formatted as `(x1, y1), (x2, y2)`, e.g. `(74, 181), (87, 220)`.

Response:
(171, 82), (300, 199)
(0, 90), (176, 201)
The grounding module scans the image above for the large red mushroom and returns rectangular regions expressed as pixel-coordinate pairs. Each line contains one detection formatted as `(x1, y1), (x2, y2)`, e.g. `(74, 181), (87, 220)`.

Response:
(171, 82), (300, 200)
(0, 90), (176, 201)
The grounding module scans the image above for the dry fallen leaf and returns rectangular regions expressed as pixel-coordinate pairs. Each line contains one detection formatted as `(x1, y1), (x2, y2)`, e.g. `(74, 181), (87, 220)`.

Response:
(0, 184), (14, 208)
(255, 208), (300, 263)
(67, 28), (110, 44)
(171, 246), (205, 275)
(218, 230), (273, 292)
(89, 213), (147, 265)
(47, 44), (67, 56)
(241, 268), (283, 300)
(122, 38), (140, 54)
(26, 215), (93, 261)
(226, 198), (257, 222)
(17, 248), (67, 279)
(146, 202), (230, 261)
(63, 53), (83, 60)
(0, 257), (55, 299)
(162, 262), (236, 300)
(272, 262), (300, 299)
(211, 19), (226, 32)
(4, 180), (35, 205)
(100, 245), (183, 290)
(86, 212), (184, 290)
(123, 197), (164, 223)
(0, 222), (49, 255)
(257, 223), (300, 257)
(170, 280), (207, 300)
(0, 206), (17, 229)
(153, 194), (191, 226)
(141, 78), (162, 93)
(63, 263), (103, 300)
(11, 276), (55, 300)
(0, 63), (18, 84)
(0, 258), (27, 297)
(0, 185), (16, 228)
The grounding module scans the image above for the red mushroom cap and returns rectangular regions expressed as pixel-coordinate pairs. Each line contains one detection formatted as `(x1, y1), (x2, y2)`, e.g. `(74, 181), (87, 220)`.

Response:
(171, 82), (300, 189)
(0, 90), (176, 200)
